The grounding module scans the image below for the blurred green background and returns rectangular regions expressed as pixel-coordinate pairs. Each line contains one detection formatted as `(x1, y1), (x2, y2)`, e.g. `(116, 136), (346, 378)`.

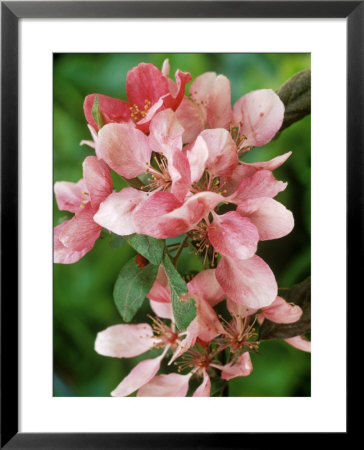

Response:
(53, 53), (311, 397)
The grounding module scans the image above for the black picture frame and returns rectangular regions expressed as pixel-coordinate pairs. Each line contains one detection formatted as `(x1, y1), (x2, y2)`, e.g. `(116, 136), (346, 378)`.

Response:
(1, 1), (357, 448)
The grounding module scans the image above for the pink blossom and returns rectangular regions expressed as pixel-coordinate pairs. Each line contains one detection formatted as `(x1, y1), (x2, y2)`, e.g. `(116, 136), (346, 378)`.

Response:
(95, 318), (183, 397)
(216, 255), (278, 309)
(96, 110), (191, 203)
(176, 70), (284, 147)
(54, 156), (113, 264)
(257, 296), (303, 324)
(84, 63), (191, 133)
(285, 335), (311, 352)
(95, 287), (223, 397)
(212, 352), (253, 381)
(221, 151), (292, 196)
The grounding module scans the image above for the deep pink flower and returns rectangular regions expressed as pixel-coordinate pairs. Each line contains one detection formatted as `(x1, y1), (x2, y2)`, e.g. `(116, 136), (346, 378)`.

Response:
(84, 63), (191, 133)
(54, 156), (113, 263)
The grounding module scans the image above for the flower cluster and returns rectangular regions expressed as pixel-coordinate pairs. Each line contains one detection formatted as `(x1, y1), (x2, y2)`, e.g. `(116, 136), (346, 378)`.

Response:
(54, 60), (310, 397)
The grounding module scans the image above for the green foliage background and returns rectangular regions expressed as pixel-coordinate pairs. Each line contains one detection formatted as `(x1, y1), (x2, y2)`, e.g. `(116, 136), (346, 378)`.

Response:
(54, 53), (311, 397)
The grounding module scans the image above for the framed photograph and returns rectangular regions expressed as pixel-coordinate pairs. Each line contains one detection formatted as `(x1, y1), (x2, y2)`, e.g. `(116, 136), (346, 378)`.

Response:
(1, 1), (357, 447)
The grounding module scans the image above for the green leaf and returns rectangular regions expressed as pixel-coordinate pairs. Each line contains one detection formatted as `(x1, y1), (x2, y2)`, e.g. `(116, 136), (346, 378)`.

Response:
(123, 234), (165, 265)
(113, 257), (158, 322)
(162, 253), (196, 331)
(92, 95), (104, 129)
(211, 377), (227, 397)
(276, 69), (311, 132)
(259, 277), (311, 341)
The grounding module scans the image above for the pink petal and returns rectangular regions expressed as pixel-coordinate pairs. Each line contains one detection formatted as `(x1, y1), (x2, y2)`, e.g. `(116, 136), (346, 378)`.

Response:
(82, 156), (113, 208)
(169, 150), (192, 203)
(260, 296), (302, 324)
(208, 211), (259, 261)
(185, 135), (209, 183)
(220, 164), (256, 196)
(207, 74), (232, 129)
(233, 89), (284, 147)
(149, 300), (173, 320)
(54, 179), (87, 214)
(175, 97), (205, 144)
(96, 123), (152, 179)
(192, 369), (211, 397)
(194, 296), (225, 342)
(133, 191), (183, 238)
(226, 299), (257, 318)
(237, 197), (294, 241)
(216, 255), (277, 309)
(80, 124), (98, 152)
(134, 191), (223, 239)
(162, 70), (193, 111)
(190, 72), (217, 120)
(54, 221), (90, 264)
(135, 97), (165, 133)
(83, 93), (131, 131)
(285, 336), (311, 352)
(137, 373), (191, 397)
(136, 69), (192, 133)
(95, 323), (155, 358)
(229, 170), (287, 204)
(221, 151), (292, 195)
(199, 129), (238, 177)
(126, 63), (169, 109)
(169, 330), (197, 365)
(187, 269), (225, 307)
(59, 204), (101, 252)
(147, 266), (171, 304)
(243, 151), (292, 171)
(161, 58), (170, 77)
(111, 351), (166, 397)
(93, 188), (148, 236)
(148, 109), (184, 160)
(219, 351), (253, 381)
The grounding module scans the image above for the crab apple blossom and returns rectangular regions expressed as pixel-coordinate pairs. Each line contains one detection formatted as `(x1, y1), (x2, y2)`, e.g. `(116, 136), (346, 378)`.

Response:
(95, 277), (224, 397)
(55, 59), (311, 397)
(175, 70), (284, 149)
(84, 62), (191, 133)
(54, 156), (113, 264)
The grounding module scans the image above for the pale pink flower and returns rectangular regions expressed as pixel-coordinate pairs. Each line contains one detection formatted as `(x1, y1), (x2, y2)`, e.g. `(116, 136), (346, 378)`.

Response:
(95, 319), (177, 397)
(54, 156), (113, 264)
(175, 70), (284, 147)
(284, 335), (311, 352)
(95, 269), (225, 397)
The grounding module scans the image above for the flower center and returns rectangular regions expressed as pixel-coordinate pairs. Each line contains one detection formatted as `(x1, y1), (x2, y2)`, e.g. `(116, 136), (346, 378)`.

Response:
(149, 315), (178, 347)
(218, 314), (260, 353)
(189, 220), (218, 267)
(175, 345), (213, 374)
(79, 190), (90, 208)
(229, 125), (252, 154)
(191, 173), (227, 196)
(130, 99), (152, 122)
(142, 155), (172, 193)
